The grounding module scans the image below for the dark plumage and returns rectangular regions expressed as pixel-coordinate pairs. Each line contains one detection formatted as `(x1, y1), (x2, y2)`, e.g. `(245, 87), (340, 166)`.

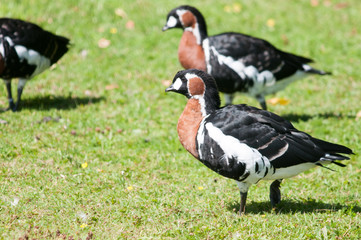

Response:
(166, 69), (353, 214)
(0, 18), (70, 111)
(163, 5), (330, 110)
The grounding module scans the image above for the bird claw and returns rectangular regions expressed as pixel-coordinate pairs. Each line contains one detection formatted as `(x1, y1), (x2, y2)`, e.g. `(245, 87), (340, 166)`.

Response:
(3, 101), (19, 112)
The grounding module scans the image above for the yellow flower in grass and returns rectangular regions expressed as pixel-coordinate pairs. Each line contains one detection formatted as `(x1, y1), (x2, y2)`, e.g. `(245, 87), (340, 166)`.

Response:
(267, 97), (290, 106)
(198, 186), (204, 190)
(127, 186), (133, 190)
(224, 5), (232, 13)
(81, 162), (88, 168)
(266, 18), (276, 28)
(80, 223), (88, 228)
(224, 3), (242, 13)
(110, 27), (117, 34)
(232, 3), (242, 13)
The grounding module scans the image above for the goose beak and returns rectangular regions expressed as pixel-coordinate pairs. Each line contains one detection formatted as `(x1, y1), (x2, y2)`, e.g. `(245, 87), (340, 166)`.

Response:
(162, 25), (169, 31)
(165, 84), (175, 92)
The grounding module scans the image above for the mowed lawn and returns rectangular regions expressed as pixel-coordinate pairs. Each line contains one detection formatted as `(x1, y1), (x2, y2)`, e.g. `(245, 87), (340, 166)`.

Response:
(0, 0), (360, 239)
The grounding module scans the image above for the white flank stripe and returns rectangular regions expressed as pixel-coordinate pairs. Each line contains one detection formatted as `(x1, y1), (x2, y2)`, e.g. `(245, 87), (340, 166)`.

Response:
(14, 45), (51, 78)
(205, 122), (258, 165)
(0, 43), (4, 57)
(207, 46), (311, 98)
(5, 36), (14, 46)
(210, 46), (246, 79)
(0, 37), (14, 57)
(209, 46), (277, 88)
(205, 122), (276, 183)
(248, 70), (307, 97)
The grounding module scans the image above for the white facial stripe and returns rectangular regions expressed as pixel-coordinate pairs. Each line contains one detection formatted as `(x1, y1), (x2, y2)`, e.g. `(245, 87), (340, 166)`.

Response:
(192, 23), (202, 44)
(174, 9), (202, 44)
(176, 9), (187, 24)
(202, 39), (211, 73)
(184, 72), (207, 116)
(172, 77), (183, 90)
(196, 117), (207, 159)
(166, 16), (177, 28)
(194, 95), (207, 116)
(185, 72), (206, 96)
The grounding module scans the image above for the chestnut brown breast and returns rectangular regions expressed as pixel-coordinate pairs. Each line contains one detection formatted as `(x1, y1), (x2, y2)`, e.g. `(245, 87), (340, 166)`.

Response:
(177, 98), (203, 159)
(178, 31), (206, 71)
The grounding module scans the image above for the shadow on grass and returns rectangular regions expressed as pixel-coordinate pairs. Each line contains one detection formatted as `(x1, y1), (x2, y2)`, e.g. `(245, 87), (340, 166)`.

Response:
(1, 95), (105, 112)
(282, 112), (355, 123)
(227, 199), (361, 214)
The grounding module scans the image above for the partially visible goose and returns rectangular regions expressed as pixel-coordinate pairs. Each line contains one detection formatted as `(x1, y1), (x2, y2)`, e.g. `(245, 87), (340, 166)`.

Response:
(163, 5), (330, 109)
(0, 18), (70, 111)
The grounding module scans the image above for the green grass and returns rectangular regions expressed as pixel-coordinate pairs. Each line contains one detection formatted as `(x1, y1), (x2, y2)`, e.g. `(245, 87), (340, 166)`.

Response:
(0, 0), (360, 239)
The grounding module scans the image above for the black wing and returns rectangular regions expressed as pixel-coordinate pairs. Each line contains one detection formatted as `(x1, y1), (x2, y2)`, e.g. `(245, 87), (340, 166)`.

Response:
(204, 104), (352, 169)
(0, 18), (70, 64)
(208, 32), (314, 80)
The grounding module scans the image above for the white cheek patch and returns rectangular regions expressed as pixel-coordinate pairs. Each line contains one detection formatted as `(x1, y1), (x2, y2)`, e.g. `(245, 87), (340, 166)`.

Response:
(166, 16), (177, 28)
(172, 77), (183, 90)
